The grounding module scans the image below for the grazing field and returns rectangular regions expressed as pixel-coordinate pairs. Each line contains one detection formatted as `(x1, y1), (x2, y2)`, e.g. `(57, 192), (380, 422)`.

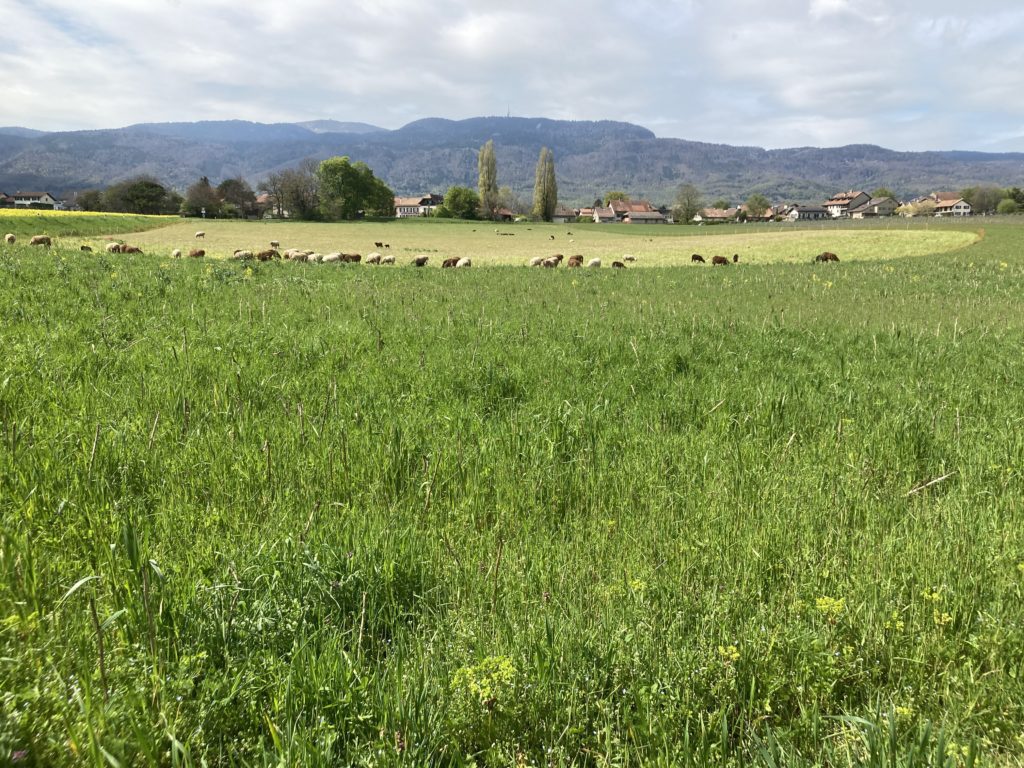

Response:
(0, 210), (175, 240)
(1, 217), (1023, 766)
(95, 217), (979, 266)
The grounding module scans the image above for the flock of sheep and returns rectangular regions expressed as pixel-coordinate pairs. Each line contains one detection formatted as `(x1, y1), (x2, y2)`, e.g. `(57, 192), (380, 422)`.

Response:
(4, 230), (842, 267)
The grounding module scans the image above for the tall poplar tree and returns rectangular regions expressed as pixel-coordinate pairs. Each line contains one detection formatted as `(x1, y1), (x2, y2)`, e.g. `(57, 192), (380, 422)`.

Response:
(477, 139), (499, 219)
(531, 147), (558, 221)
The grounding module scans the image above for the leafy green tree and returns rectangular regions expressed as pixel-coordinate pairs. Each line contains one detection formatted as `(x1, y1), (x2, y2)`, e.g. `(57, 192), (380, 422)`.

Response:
(1004, 187), (1024, 206)
(672, 183), (702, 224)
(961, 186), (1003, 214)
(478, 140), (499, 219)
(316, 157), (395, 220)
(996, 198), (1019, 215)
(604, 191), (629, 203)
(217, 178), (256, 218)
(181, 176), (222, 218)
(871, 187), (895, 200)
(75, 189), (104, 211)
(711, 198), (730, 210)
(745, 193), (771, 218)
(441, 186), (480, 219)
(531, 147), (558, 221)
(104, 177), (172, 214)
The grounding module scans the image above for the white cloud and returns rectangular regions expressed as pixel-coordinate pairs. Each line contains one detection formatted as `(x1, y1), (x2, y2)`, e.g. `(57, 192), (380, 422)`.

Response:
(0, 0), (1023, 151)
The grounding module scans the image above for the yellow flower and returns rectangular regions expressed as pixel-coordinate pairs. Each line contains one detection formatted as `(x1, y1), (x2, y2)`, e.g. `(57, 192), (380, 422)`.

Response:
(815, 596), (845, 622)
(921, 588), (943, 603)
(933, 610), (953, 628)
(717, 644), (740, 663)
(895, 705), (915, 720)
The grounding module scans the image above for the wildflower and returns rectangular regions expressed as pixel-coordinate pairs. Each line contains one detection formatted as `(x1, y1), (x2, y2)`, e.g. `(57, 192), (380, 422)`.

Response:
(717, 644), (740, 664)
(921, 588), (943, 603)
(815, 596), (845, 623)
(629, 578), (647, 594)
(1017, 562), (1024, 575)
(884, 611), (905, 632)
(895, 705), (915, 720)
(933, 610), (953, 628)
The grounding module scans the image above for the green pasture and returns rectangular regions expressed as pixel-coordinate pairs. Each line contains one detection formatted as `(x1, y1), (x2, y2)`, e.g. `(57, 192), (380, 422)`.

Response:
(55, 216), (981, 266)
(1, 216), (1023, 766)
(0, 210), (175, 240)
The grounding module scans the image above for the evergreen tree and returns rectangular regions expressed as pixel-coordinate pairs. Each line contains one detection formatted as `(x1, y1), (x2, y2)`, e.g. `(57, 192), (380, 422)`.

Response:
(477, 140), (499, 219)
(531, 147), (558, 221)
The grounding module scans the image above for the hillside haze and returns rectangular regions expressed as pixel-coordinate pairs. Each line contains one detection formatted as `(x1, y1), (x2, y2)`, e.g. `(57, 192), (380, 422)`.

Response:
(1, 117), (1022, 204)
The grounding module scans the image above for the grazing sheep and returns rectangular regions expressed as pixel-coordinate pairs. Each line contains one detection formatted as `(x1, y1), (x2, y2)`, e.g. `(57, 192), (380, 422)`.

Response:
(543, 257), (560, 268)
(194, 231), (205, 239)
(612, 261), (626, 269)
(549, 234), (555, 240)
(232, 249), (254, 260)
(529, 256), (544, 267)
(340, 253), (361, 264)
(815, 251), (839, 263)
(122, 246), (143, 254)
(80, 245), (93, 252)
(283, 248), (311, 260)
(4, 233), (15, 245)
(442, 257), (459, 268)
(321, 252), (342, 263)
(308, 253), (324, 263)
(384, 243), (391, 249)
(456, 257), (472, 268)
(623, 254), (636, 262)
(189, 248), (205, 258)
(269, 240), (280, 248)
(381, 254), (395, 265)
(412, 255), (429, 267)
(256, 249), (279, 261)
(171, 249), (182, 258)
(291, 251), (309, 262)
(733, 254), (739, 263)
(106, 242), (121, 253)
(29, 235), (52, 247)
(365, 252), (382, 264)
(711, 255), (729, 266)
(374, 241), (384, 248)
(691, 253), (705, 263)
(567, 255), (584, 267)
(587, 258), (602, 268)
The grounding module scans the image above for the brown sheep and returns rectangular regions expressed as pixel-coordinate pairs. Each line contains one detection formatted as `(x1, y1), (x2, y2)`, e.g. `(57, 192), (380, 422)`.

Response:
(442, 257), (459, 268)
(733, 254), (739, 263)
(374, 241), (384, 248)
(122, 245), (143, 254)
(29, 235), (52, 247)
(567, 255), (584, 267)
(340, 253), (362, 263)
(256, 249), (280, 261)
(189, 248), (205, 258)
(815, 251), (839, 263)
(4, 233), (16, 245)
(412, 255), (429, 267)
(269, 240), (280, 248)
(691, 253), (705, 263)
(80, 245), (92, 252)
(711, 255), (729, 266)
(612, 261), (626, 269)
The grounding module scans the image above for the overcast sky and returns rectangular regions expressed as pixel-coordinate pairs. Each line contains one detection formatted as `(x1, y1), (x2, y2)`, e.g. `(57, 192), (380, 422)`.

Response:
(3, 0), (1024, 152)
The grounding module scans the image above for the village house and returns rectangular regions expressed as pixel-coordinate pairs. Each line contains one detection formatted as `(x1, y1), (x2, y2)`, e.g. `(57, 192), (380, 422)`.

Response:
(552, 205), (576, 223)
(11, 191), (58, 209)
(592, 206), (617, 223)
(824, 190), (871, 218)
(607, 199), (659, 221)
(931, 192), (972, 216)
(394, 194), (443, 218)
(576, 207), (595, 220)
(849, 196), (899, 218)
(623, 210), (668, 224)
(0, 192), (15, 208)
(693, 207), (738, 224)
(786, 204), (830, 221)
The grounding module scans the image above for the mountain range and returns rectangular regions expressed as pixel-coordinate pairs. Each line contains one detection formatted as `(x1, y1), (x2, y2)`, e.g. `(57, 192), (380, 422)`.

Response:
(1, 117), (1022, 205)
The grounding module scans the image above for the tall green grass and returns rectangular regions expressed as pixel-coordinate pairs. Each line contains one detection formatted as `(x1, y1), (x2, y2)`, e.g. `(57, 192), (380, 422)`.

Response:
(0, 222), (1022, 766)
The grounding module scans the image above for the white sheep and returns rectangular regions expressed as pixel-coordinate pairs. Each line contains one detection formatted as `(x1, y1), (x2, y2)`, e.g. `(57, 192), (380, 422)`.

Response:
(233, 250), (254, 260)
(105, 242), (121, 253)
(308, 252), (324, 263)
(587, 258), (602, 268)
(171, 249), (182, 258)
(456, 257), (472, 268)
(3, 233), (14, 245)
(270, 240), (280, 248)
(321, 252), (342, 263)
(194, 231), (205, 239)
(623, 254), (636, 262)
(29, 235), (51, 247)
(381, 254), (395, 265)
(365, 252), (382, 264)
(529, 256), (544, 267)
